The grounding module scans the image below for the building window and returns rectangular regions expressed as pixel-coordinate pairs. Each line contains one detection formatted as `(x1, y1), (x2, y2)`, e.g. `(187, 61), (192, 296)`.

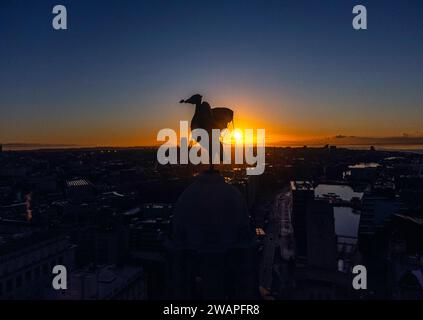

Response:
(16, 275), (22, 288)
(25, 270), (32, 282)
(43, 263), (48, 275)
(35, 266), (41, 278)
(6, 279), (13, 292)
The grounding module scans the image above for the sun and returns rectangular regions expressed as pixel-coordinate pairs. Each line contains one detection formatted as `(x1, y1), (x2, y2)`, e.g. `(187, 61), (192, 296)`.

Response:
(220, 128), (245, 145)
(232, 129), (243, 144)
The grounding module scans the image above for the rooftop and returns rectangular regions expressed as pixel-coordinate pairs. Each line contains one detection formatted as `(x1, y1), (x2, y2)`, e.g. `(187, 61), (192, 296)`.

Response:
(290, 181), (314, 191)
(0, 230), (68, 257)
(66, 179), (91, 188)
(348, 163), (380, 169)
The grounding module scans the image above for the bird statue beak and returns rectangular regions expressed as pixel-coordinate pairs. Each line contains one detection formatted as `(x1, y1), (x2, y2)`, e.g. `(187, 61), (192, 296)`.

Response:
(179, 99), (185, 104)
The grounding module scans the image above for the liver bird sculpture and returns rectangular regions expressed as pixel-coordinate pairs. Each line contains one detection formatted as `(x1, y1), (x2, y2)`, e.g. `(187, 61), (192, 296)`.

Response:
(180, 94), (234, 169)
(180, 94), (234, 135)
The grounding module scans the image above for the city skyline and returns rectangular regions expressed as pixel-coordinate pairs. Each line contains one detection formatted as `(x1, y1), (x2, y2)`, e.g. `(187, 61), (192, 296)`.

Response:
(1, 0), (423, 147)
(2, 0), (423, 305)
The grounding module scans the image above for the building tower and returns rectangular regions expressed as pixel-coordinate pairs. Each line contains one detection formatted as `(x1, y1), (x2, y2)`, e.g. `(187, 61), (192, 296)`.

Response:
(167, 171), (258, 299)
(290, 181), (315, 257)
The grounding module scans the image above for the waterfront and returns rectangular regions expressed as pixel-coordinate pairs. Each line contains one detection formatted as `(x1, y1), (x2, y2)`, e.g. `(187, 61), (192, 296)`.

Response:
(315, 184), (362, 240)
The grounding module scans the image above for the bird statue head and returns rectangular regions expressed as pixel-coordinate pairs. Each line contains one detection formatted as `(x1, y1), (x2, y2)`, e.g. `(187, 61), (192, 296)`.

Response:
(180, 94), (203, 105)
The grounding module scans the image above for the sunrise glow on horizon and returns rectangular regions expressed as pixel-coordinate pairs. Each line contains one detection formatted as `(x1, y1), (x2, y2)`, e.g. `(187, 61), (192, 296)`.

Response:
(1, 0), (423, 148)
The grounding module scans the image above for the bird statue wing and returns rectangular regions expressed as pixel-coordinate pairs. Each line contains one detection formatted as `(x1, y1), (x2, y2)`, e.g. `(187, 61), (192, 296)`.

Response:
(211, 108), (234, 130)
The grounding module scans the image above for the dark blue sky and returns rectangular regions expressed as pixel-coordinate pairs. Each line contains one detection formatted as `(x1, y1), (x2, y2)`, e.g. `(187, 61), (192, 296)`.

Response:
(1, 0), (422, 145)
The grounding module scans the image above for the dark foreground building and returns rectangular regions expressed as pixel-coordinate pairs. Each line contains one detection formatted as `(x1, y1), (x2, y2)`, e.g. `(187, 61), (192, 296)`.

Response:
(166, 171), (259, 299)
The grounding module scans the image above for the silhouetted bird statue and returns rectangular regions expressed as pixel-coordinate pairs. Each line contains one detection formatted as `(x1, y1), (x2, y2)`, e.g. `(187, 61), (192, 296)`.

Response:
(180, 94), (234, 133)
(180, 94), (234, 170)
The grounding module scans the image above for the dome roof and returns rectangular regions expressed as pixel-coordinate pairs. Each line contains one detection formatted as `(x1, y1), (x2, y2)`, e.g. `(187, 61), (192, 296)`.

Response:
(170, 171), (253, 251)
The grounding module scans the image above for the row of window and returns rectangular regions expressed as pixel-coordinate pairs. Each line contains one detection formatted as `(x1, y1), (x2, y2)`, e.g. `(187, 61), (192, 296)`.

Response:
(1, 239), (68, 273)
(0, 256), (64, 297)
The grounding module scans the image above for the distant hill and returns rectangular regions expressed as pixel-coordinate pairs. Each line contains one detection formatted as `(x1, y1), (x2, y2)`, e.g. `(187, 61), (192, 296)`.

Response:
(2, 143), (80, 151)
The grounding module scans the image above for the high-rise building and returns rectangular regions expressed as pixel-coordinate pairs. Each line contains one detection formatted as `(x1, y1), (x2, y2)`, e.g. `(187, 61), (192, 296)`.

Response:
(284, 182), (353, 299)
(290, 181), (315, 257)
(359, 194), (400, 250)
(306, 200), (337, 270)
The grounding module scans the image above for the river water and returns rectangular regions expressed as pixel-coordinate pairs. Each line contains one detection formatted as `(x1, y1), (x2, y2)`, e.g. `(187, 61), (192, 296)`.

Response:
(315, 184), (363, 240)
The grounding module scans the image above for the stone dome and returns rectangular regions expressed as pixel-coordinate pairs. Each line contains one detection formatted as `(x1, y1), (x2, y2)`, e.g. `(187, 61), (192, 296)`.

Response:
(170, 171), (254, 251)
